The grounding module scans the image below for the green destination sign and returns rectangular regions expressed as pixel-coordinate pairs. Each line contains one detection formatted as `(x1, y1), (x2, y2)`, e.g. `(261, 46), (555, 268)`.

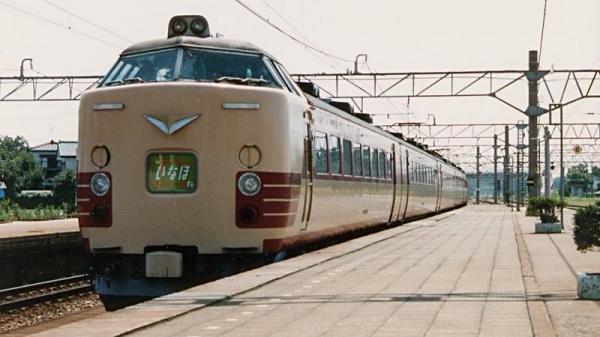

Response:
(146, 153), (197, 193)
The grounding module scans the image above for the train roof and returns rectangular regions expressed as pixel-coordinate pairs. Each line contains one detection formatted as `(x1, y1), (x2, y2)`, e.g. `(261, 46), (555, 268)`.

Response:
(307, 95), (465, 174)
(121, 36), (278, 60)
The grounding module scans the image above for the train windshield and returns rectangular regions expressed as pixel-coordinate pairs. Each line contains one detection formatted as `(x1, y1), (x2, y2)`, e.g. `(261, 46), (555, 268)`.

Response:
(100, 47), (280, 88)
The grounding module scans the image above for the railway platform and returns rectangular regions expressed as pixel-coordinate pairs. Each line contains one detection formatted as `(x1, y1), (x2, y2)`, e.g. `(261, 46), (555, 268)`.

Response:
(0, 219), (83, 288)
(0, 218), (78, 239)
(30, 204), (600, 337)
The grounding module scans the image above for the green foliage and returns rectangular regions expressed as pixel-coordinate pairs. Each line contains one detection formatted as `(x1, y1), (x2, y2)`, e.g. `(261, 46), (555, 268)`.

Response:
(0, 136), (43, 198)
(573, 201), (600, 252)
(0, 199), (66, 221)
(52, 170), (76, 213)
(528, 197), (565, 223)
(592, 166), (600, 178)
(525, 205), (538, 217)
(566, 164), (593, 194)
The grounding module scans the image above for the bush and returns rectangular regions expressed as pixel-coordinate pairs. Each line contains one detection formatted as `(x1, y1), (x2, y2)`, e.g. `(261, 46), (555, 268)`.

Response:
(0, 199), (66, 221)
(573, 201), (600, 252)
(528, 197), (566, 223)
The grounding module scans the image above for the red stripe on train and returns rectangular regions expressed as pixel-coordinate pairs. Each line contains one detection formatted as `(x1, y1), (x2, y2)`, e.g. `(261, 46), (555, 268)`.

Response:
(235, 171), (301, 228)
(77, 172), (112, 228)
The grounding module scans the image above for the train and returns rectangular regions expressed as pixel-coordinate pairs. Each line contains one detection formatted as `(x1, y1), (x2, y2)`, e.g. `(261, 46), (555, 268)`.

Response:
(76, 15), (468, 308)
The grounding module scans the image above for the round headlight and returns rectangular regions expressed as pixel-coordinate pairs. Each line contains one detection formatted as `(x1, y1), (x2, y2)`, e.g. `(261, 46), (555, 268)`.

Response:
(171, 19), (188, 35)
(237, 172), (261, 197)
(190, 18), (206, 35)
(90, 173), (111, 197)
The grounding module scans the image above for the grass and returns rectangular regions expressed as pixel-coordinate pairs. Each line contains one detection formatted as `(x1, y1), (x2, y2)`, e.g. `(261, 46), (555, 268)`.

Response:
(564, 197), (600, 208)
(0, 204), (67, 222)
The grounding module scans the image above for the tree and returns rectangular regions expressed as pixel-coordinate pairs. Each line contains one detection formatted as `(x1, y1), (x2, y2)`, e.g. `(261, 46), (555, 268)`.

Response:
(0, 136), (43, 198)
(566, 164), (592, 195)
(53, 170), (76, 212)
(592, 166), (600, 178)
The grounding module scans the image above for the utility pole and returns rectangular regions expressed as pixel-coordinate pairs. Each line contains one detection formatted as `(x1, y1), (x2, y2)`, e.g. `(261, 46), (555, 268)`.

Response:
(494, 134), (498, 204)
(476, 145), (480, 204)
(544, 126), (551, 198)
(516, 147), (521, 211)
(527, 50), (541, 198)
(504, 125), (510, 204)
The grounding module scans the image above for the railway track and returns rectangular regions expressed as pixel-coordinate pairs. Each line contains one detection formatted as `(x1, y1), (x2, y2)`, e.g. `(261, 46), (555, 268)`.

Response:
(0, 275), (93, 312)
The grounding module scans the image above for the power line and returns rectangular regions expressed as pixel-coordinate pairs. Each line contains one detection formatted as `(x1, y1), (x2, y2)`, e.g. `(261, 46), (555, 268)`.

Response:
(259, 0), (344, 72)
(233, 0), (354, 63)
(0, 0), (124, 50)
(40, 0), (133, 44)
(538, 0), (549, 62)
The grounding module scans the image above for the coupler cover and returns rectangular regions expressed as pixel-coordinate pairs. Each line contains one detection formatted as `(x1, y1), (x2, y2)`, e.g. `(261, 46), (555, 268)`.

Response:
(145, 251), (183, 278)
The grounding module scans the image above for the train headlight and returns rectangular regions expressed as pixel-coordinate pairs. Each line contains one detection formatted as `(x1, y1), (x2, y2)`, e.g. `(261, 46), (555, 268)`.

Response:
(190, 18), (207, 35)
(90, 173), (111, 197)
(171, 19), (188, 35)
(238, 172), (261, 197)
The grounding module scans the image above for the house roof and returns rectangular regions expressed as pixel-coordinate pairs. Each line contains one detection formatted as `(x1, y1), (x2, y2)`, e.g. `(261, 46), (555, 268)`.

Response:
(58, 141), (77, 157)
(29, 141), (58, 152)
(29, 140), (77, 157)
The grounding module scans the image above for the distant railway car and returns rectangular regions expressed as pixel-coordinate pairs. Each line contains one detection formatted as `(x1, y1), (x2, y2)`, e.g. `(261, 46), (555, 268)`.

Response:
(77, 15), (467, 307)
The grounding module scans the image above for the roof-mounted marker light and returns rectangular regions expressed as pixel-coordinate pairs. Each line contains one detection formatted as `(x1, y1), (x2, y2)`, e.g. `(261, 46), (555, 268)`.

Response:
(171, 18), (187, 36)
(190, 18), (207, 35)
(168, 15), (211, 38)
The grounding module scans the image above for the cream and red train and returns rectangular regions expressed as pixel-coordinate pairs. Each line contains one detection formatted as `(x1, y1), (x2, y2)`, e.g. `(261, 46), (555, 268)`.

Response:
(77, 15), (467, 303)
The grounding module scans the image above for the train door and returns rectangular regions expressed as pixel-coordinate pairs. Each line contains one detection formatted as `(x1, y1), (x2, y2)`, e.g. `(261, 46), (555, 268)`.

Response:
(299, 110), (314, 231)
(389, 143), (399, 223)
(396, 149), (410, 221)
(435, 163), (443, 212)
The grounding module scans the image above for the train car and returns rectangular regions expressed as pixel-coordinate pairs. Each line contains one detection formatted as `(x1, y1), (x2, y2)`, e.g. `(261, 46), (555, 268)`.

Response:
(77, 15), (467, 307)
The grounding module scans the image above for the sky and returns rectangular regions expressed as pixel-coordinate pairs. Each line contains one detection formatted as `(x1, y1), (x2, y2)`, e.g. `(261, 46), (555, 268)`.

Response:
(0, 0), (599, 150)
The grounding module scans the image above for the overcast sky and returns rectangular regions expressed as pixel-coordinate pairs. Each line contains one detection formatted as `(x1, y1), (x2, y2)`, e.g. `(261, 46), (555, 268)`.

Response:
(0, 0), (599, 146)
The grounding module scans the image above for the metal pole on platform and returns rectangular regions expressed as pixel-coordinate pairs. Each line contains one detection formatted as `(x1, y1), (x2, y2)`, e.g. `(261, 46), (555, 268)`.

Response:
(517, 148), (521, 211)
(494, 134), (498, 204)
(504, 125), (510, 204)
(510, 156), (514, 212)
(476, 145), (480, 204)
(560, 105), (565, 228)
(544, 126), (551, 198)
(527, 50), (540, 199)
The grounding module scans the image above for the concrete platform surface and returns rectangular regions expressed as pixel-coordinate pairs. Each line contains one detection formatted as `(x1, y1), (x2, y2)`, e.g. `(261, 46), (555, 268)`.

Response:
(0, 218), (78, 239)
(29, 205), (600, 337)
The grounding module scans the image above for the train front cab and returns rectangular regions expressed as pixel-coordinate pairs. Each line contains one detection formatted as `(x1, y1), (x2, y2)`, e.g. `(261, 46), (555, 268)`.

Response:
(77, 40), (310, 299)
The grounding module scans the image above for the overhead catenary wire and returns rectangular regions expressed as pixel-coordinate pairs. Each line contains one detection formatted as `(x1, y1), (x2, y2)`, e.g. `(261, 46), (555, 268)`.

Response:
(259, 0), (344, 72)
(40, 0), (133, 44)
(0, 0), (124, 50)
(538, 0), (549, 63)
(233, 0), (354, 64)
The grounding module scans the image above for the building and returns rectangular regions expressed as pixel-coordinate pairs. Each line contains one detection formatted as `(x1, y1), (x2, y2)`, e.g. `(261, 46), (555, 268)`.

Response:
(28, 141), (77, 186)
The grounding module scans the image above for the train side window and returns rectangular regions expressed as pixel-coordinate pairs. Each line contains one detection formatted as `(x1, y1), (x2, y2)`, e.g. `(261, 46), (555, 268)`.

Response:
(330, 135), (342, 175)
(342, 139), (352, 176)
(353, 143), (362, 176)
(378, 151), (385, 178)
(385, 153), (392, 179)
(363, 147), (371, 177)
(314, 131), (329, 174)
(372, 149), (379, 178)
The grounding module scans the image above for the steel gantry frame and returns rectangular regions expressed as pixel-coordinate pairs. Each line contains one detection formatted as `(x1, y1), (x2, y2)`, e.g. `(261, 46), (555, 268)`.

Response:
(2, 52), (599, 198)
(0, 76), (103, 101)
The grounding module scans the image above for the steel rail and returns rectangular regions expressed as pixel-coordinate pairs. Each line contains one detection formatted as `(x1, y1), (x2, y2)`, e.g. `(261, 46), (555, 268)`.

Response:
(0, 274), (92, 312)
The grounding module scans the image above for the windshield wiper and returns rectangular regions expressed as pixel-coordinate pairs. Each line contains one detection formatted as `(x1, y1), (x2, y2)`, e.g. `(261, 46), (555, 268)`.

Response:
(104, 77), (144, 87)
(215, 76), (271, 87)
(124, 77), (144, 84)
(104, 80), (124, 87)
